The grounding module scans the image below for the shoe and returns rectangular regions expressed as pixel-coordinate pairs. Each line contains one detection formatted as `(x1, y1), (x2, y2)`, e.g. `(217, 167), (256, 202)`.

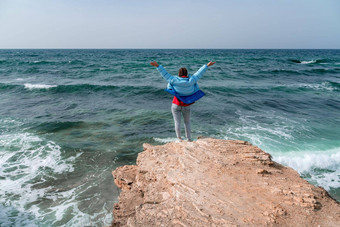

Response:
(175, 138), (183, 143)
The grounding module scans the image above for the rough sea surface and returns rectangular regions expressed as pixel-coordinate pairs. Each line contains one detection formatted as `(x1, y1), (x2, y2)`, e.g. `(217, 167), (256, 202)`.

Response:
(0, 49), (339, 226)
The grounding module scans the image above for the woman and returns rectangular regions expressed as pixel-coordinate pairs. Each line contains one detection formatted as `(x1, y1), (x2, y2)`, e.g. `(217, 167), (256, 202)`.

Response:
(150, 61), (215, 141)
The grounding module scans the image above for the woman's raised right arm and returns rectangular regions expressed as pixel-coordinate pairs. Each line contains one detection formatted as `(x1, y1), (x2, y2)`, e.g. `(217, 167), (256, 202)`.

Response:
(150, 61), (174, 82)
(207, 61), (216, 67)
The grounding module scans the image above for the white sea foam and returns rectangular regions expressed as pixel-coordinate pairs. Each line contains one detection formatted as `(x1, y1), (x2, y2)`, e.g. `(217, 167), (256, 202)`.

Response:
(0, 119), (80, 226)
(221, 108), (340, 195)
(47, 201), (113, 226)
(276, 82), (336, 91)
(273, 149), (340, 190)
(223, 110), (300, 152)
(24, 83), (57, 90)
(299, 82), (335, 91)
(300, 60), (316, 64)
(153, 137), (178, 143)
(0, 118), (113, 226)
(222, 111), (340, 191)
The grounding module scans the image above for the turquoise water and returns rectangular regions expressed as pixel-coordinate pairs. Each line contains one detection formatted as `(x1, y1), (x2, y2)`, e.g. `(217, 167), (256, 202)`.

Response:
(0, 49), (339, 226)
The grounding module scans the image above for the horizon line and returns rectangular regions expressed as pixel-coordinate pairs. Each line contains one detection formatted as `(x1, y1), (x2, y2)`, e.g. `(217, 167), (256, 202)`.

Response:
(1, 48), (340, 50)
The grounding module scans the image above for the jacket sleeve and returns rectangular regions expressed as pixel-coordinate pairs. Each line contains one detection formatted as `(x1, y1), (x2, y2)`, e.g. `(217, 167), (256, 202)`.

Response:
(191, 65), (208, 82)
(157, 65), (175, 83)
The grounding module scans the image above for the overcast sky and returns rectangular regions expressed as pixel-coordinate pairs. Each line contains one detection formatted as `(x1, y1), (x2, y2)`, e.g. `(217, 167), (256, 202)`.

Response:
(0, 0), (339, 49)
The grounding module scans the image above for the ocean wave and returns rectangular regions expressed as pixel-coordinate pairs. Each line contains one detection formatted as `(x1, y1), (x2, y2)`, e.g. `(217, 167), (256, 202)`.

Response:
(273, 149), (340, 190)
(207, 81), (340, 95)
(301, 60), (316, 64)
(289, 59), (331, 64)
(0, 119), (81, 226)
(272, 81), (340, 92)
(31, 121), (86, 133)
(318, 81), (340, 91)
(10, 59), (88, 66)
(24, 83), (57, 90)
(52, 84), (166, 97)
(327, 81), (340, 89)
(2, 81), (338, 97)
(52, 83), (123, 92)
(0, 82), (167, 97)
(0, 204), (37, 226)
(67, 59), (86, 65)
(264, 69), (302, 75)
(222, 110), (302, 152)
(261, 67), (340, 76)
(248, 57), (268, 61)
(30, 60), (53, 65)
(0, 59), (7, 64)
(311, 68), (340, 73)
(220, 111), (340, 191)
(0, 83), (20, 90)
(307, 81), (339, 91)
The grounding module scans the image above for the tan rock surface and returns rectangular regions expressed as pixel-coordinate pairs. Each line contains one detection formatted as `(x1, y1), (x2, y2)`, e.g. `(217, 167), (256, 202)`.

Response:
(111, 138), (340, 226)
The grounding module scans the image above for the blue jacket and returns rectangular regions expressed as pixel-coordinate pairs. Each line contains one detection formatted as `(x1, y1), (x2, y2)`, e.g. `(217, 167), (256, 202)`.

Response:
(157, 64), (208, 96)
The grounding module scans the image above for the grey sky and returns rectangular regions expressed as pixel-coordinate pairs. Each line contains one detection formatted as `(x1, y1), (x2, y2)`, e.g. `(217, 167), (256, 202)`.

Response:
(0, 0), (339, 49)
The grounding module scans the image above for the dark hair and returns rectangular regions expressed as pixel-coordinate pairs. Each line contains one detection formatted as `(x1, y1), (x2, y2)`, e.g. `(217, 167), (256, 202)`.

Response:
(178, 67), (188, 77)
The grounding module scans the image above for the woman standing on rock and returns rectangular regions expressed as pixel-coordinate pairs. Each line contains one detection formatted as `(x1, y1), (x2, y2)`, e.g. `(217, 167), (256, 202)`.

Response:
(150, 61), (215, 141)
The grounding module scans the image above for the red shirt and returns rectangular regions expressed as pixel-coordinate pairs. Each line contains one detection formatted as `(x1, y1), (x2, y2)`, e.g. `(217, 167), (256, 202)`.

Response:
(172, 96), (193, 106)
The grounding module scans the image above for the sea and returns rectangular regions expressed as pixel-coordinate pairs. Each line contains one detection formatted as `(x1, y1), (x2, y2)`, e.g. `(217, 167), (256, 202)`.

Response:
(0, 49), (339, 226)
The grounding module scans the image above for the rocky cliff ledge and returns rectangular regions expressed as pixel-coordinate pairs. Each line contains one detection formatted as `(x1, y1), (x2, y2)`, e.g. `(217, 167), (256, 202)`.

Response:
(111, 138), (340, 226)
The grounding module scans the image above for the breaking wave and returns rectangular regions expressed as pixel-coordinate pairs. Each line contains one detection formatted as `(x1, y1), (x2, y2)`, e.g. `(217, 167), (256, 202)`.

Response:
(273, 149), (340, 190)
(24, 83), (58, 90)
(0, 119), (80, 226)
(289, 59), (332, 64)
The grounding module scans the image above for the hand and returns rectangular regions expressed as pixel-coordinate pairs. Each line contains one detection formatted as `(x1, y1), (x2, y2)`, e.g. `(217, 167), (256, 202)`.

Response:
(207, 61), (215, 67)
(150, 61), (159, 67)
